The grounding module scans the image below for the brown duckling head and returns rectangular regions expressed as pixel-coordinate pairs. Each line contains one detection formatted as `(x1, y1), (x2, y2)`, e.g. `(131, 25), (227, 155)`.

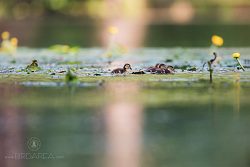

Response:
(155, 63), (160, 68)
(158, 64), (167, 69)
(31, 60), (38, 66)
(123, 63), (132, 71)
(155, 63), (166, 68)
(155, 63), (167, 69)
(166, 65), (175, 72)
(32, 60), (38, 63)
(167, 66), (174, 71)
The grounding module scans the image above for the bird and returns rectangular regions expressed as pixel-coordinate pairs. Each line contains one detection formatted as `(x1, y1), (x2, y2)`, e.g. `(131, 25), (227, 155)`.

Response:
(111, 63), (132, 74)
(146, 63), (167, 72)
(146, 63), (160, 72)
(146, 63), (174, 74)
(26, 60), (41, 72)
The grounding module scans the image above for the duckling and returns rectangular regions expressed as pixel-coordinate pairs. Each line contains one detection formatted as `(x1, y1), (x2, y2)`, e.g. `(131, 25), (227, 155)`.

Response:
(146, 63), (159, 72)
(29, 60), (38, 67)
(111, 63), (132, 74)
(166, 65), (175, 73)
(146, 63), (174, 74)
(146, 63), (166, 72)
(26, 60), (41, 72)
(155, 65), (175, 74)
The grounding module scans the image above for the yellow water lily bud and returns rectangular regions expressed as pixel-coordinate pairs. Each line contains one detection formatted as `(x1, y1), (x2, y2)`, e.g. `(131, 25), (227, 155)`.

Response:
(232, 52), (240, 59)
(11, 37), (18, 46)
(108, 26), (119, 35)
(211, 35), (224, 47)
(1, 31), (10, 40)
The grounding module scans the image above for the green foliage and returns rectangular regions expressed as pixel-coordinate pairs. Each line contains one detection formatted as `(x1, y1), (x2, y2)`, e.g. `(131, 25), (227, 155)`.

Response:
(187, 66), (197, 71)
(65, 68), (78, 84)
(175, 65), (194, 72)
(235, 58), (245, 71)
(49, 45), (80, 54)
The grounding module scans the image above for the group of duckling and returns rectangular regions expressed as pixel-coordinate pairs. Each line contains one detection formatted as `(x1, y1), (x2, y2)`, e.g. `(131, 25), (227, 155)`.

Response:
(24, 59), (174, 76)
(111, 63), (175, 74)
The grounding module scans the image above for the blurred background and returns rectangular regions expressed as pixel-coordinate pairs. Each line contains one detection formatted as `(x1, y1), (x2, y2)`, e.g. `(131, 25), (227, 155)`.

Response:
(0, 0), (250, 47)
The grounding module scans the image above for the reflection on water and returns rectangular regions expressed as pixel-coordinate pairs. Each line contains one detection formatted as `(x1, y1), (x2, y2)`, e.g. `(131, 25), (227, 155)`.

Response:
(101, 0), (147, 49)
(104, 82), (143, 167)
(0, 85), (24, 167)
(0, 83), (250, 167)
(2, 20), (250, 47)
(233, 73), (240, 116)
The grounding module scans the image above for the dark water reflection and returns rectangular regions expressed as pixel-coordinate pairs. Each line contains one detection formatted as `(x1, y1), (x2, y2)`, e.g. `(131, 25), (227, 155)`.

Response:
(2, 19), (250, 47)
(0, 83), (250, 167)
(33, 24), (250, 47)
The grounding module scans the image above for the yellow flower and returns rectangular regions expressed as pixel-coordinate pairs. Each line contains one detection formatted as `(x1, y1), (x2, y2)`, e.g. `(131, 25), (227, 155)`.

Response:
(108, 26), (119, 35)
(1, 31), (10, 40)
(11, 37), (18, 47)
(232, 52), (240, 59)
(211, 35), (224, 47)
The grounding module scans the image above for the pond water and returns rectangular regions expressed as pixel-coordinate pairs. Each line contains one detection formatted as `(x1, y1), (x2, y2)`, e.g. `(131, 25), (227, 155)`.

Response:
(3, 19), (250, 47)
(1, 48), (250, 167)
(30, 24), (250, 47)
(1, 81), (250, 167)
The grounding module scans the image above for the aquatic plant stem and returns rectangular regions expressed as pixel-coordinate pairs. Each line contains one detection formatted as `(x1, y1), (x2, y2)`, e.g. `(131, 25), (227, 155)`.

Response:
(236, 58), (245, 71)
(208, 61), (213, 83)
(209, 69), (213, 83)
